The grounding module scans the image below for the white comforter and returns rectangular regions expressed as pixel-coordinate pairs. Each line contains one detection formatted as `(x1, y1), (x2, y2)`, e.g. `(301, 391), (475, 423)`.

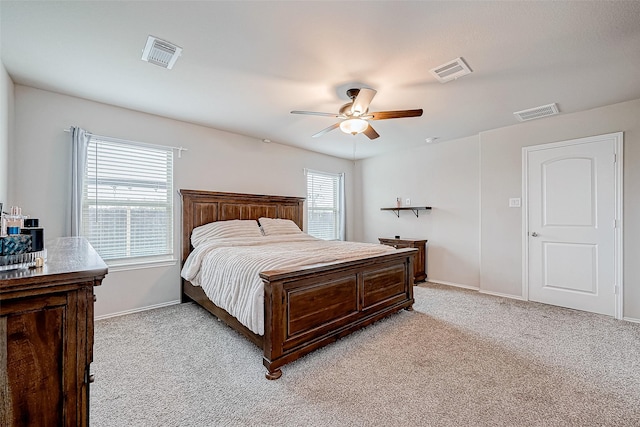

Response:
(181, 234), (396, 335)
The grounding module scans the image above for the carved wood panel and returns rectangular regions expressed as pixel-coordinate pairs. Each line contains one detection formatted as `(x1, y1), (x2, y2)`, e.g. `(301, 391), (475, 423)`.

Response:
(220, 204), (277, 221)
(362, 264), (407, 309)
(193, 202), (219, 228)
(278, 204), (303, 226)
(287, 276), (358, 337)
(2, 296), (67, 425)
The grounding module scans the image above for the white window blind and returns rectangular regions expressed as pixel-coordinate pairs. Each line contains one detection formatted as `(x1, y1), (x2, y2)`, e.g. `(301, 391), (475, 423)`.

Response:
(82, 138), (174, 261)
(306, 169), (344, 240)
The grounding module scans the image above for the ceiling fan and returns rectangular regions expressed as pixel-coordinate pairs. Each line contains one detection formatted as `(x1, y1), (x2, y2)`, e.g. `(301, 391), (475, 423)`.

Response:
(291, 88), (423, 140)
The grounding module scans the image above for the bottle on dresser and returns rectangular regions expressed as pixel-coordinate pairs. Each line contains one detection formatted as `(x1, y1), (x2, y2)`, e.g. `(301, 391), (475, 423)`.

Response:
(5, 206), (25, 235)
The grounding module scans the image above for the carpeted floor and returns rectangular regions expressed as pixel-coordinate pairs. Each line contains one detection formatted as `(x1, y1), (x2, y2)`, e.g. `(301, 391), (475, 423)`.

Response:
(91, 283), (640, 426)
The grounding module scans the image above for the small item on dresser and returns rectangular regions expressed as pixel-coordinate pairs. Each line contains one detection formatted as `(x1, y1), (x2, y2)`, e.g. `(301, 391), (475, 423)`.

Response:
(24, 218), (39, 227)
(4, 206), (25, 236)
(395, 235), (400, 239)
(1, 235), (32, 255)
(396, 197), (402, 208)
(21, 227), (44, 251)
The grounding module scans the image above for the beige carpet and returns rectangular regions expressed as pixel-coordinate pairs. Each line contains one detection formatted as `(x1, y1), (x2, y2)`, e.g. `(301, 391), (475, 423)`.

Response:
(91, 283), (640, 426)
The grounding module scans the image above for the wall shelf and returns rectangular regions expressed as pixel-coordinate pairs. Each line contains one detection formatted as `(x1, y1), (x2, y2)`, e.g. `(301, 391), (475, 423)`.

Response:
(380, 206), (432, 218)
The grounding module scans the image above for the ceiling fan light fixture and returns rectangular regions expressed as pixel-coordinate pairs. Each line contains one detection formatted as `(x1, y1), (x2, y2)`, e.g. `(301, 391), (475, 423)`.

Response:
(340, 118), (368, 135)
(292, 87), (422, 140)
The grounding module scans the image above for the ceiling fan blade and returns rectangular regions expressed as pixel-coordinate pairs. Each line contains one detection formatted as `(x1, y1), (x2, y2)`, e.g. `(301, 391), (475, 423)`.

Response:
(369, 109), (423, 120)
(351, 88), (377, 116)
(291, 110), (341, 118)
(363, 123), (380, 140)
(312, 123), (340, 138)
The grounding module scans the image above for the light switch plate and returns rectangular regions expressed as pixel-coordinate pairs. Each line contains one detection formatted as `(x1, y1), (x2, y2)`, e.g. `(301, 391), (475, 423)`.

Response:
(509, 198), (521, 208)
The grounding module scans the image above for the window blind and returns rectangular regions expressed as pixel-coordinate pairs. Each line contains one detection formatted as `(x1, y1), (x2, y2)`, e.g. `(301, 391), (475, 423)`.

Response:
(82, 138), (174, 261)
(306, 170), (343, 240)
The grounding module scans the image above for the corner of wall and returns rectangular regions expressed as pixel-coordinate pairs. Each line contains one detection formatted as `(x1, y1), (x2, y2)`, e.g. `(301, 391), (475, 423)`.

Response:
(0, 61), (14, 204)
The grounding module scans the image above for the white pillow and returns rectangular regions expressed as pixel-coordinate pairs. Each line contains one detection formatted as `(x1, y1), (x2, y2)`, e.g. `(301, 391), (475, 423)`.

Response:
(191, 219), (262, 247)
(259, 217), (303, 236)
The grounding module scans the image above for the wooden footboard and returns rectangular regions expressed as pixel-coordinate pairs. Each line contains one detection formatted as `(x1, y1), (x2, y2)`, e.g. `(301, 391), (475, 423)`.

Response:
(259, 248), (415, 379)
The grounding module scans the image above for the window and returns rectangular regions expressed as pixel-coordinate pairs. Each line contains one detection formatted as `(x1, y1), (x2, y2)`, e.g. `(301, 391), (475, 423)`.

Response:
(81, 137), (174, 263)
(306, 169), (344, 240)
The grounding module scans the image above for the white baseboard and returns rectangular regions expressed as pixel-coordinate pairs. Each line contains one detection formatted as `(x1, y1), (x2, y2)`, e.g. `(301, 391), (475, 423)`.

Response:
(427, 279), (526, 301)
(95, 300), (182, 321)
(623, 316), (640, 324)
(425, 279), (480, 291)
(479, 289), (527, 301)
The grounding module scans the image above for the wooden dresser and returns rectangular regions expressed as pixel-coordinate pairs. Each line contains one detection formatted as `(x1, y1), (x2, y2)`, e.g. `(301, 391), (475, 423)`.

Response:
(379, 237), (427, 282)
(0, 237), (107, 427)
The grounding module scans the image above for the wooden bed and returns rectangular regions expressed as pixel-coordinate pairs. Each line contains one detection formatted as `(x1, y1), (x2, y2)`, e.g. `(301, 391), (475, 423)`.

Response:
(180, 189), (416, 379)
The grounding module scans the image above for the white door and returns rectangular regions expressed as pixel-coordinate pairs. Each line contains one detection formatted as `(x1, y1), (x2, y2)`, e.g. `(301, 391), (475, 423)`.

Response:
(526, 133), (622, 317)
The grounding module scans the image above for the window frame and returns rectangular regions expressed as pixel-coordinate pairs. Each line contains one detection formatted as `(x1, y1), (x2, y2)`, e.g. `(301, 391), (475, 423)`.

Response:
(305, 169), (345, 241)
(79, 136), (176, 267)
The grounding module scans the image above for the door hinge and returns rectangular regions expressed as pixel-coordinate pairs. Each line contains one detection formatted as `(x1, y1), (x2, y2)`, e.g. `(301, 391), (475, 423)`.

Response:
(613, 219), (619, 228)
(614, 285), (619, 295)
(613, 153), (617, 164)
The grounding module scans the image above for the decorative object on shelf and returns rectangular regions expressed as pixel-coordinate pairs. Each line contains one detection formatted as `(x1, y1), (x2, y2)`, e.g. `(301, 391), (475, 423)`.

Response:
(380, 206), (432, 217)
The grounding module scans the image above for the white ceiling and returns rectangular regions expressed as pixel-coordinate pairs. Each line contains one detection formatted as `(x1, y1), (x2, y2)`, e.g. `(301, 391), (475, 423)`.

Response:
(2, 1), (640, 160)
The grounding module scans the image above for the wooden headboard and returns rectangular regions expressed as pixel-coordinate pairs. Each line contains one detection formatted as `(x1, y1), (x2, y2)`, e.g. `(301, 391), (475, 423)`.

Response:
(179, 190), (305, 263)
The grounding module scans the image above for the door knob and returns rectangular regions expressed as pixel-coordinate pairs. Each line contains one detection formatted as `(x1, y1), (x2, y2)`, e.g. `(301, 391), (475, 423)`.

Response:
(530, 232), (539, 237)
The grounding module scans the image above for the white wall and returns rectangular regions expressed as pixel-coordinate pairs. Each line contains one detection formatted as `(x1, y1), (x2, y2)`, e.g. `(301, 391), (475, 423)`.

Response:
(0, 62), (12, 205)
(479, 98), (640, 320)
(357, 135), (480, 288)
(358, 98), (640, 320)
(9, 84), (640, 321)
(10, 85), (355, 317)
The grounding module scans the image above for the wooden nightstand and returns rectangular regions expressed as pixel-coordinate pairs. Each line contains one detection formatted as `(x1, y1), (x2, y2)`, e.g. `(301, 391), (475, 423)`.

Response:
(378, 237), (427, 282)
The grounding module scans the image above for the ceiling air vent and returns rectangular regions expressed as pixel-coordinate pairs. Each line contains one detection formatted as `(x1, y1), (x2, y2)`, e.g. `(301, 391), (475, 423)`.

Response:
(430, 57), (472, 83)
(513, 103), (559, 121)
(141, 36), (182, 69)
